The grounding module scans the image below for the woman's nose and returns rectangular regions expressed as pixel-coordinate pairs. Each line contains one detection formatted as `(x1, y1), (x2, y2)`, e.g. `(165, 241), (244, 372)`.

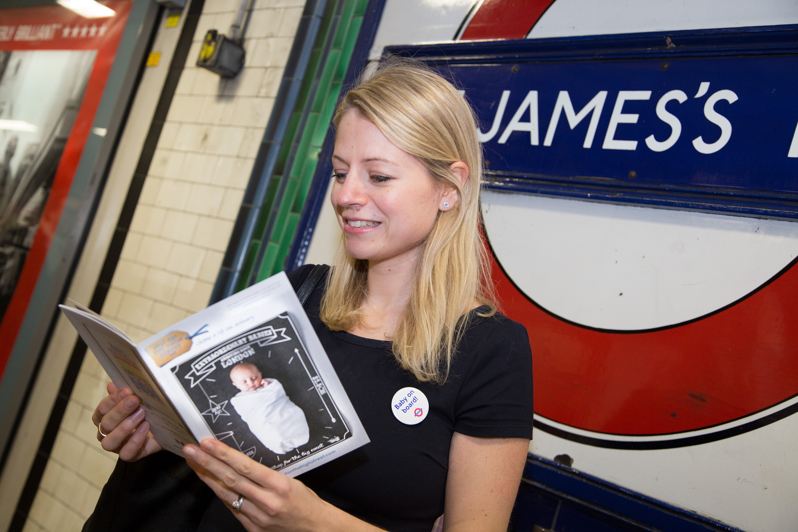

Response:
(334, 173), (366, 206)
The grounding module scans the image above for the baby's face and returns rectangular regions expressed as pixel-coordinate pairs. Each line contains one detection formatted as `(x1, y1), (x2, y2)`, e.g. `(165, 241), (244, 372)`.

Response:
(231, 366), (263, 392)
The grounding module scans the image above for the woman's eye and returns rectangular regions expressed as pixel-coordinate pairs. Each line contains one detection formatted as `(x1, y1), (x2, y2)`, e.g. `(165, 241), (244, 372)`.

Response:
(371, 174), (391, 183)
(331, 171), (346, 182)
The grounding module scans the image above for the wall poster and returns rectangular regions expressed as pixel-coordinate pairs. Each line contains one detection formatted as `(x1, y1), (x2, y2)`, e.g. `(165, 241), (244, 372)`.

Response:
(0, 1), (131, 375)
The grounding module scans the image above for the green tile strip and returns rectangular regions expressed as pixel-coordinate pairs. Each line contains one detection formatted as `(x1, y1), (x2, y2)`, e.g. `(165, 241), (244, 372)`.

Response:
(238, 0), (368, 290)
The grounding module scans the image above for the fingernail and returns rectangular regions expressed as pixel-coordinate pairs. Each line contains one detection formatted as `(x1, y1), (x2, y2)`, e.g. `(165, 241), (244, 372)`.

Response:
(183, 444), (196, 457)
(130, 408), (145, 423)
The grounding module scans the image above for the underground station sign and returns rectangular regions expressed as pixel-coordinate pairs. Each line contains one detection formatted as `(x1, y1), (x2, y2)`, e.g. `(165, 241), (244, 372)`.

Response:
(387, 25), (798, 220)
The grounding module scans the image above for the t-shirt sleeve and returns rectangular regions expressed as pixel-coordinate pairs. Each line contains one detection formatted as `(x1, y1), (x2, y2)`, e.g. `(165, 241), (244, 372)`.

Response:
(286, 263), (319, 289)
(453, 317), (533, 439)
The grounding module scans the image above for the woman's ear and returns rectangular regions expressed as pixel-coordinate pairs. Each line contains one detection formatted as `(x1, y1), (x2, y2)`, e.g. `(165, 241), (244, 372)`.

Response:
(439, 161), (469, 211)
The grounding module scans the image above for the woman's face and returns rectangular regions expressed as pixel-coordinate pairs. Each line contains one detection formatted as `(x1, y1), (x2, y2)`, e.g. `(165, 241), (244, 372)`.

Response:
(331, 108), (446, 269)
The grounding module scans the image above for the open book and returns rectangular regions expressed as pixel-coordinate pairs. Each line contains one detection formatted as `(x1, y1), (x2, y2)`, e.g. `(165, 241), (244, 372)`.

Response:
(60, 271), (369, 477)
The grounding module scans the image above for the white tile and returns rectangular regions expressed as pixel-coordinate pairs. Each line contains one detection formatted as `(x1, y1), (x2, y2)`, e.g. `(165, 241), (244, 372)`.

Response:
(129, 204), (152, 234)
(257, 66), (283, 98)
(278, 7), (304, 36)
(139, 176), (162, 205)
(185, 183), (225, 216)
(230, 96), (273, 128)
(237, 127), (263, 158)
(209, 125), (247, 156)
(199, 94), (230, 125)
(140, 268), (180, 303)
(54, 468), (90, 512)
(174, 67), (198, 96)
(185, 40), (203, 68)
(172, 277), (213, 311)
(116, 292), (155, 330)
(159, 122), (181, 150)
(248, 8), (282, 38)
(75, 408), (102, 446)
(181, 153), (219, 184)
(113, 260), (148, 293)
(202, 0), (238, 14)
(162, 210), (199, 242)
(21, 518), (42, 532)
(119, 232), (142, 262)
(61, 400), (83, 434)
(149, 148), (170, 177)
(101, 287), (124, 317)
(78, 447), (116, 488)
(193, 216), (234, 252)
(173, 123), (208, 152)
(221, 66), (266, 97)
(148, 302), (188, 331)
(29, 490), (65, 532)
(154, 179), (191, 211)
(218, 187), (244, 221)
(144, 206), (168, 235)
(170, 94), (205, 123)
(40, 461), (64, 493)
(199, 250), (225, 283)
(246, 38), (271, 68)
(59, 509), (84, 532)
(192, 68), (224, 96)
(135, 236), (174, 268)
(163, 149), (189, 179)
(166, 242), (206, 277)
(50, 431), (86, 467)
(125, 324), (153, 343)
(80, 484), (101, 518)
(232, 157), (255, 189)
(70, 371), (105, 411)
(79, 353), (107, 382)
(268, 37), (294, 67)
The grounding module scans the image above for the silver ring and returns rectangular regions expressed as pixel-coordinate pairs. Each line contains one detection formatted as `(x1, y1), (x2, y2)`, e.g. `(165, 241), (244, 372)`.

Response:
(98, 424), (108, 440)
(231, 494), (245, 511)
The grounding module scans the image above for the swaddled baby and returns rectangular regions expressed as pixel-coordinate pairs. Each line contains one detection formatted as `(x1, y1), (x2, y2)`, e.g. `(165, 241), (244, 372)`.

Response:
(229, 362), (310, 454)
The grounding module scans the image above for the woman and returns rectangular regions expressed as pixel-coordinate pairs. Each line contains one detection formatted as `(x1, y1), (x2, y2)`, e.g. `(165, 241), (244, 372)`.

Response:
(89, 61), (533, 531)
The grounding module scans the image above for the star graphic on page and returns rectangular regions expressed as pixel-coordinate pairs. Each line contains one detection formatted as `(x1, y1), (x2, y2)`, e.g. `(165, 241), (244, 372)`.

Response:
(202, 399), (231, 423)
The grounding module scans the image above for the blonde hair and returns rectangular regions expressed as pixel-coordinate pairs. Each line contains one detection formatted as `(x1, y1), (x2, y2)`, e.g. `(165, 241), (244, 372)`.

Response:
(320, 59), (496, 383)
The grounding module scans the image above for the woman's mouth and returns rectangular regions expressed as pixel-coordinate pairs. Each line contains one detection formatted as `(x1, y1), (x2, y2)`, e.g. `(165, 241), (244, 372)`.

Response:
(347, 219), (380, 228)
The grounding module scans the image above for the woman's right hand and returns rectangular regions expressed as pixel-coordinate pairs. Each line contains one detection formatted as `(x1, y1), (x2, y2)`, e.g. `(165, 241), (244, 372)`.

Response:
(91, 382), (162, 461)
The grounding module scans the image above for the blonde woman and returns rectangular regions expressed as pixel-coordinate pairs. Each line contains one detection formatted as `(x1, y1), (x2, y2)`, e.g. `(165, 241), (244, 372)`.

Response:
(89, 61), (533, 531)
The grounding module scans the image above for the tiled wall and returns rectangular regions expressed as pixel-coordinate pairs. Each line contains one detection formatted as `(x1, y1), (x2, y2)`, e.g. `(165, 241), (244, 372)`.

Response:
(24, 1), (305, 530)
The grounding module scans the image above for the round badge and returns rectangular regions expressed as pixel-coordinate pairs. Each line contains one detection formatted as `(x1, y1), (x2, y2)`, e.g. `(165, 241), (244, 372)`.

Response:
(390, 387), (429, 425)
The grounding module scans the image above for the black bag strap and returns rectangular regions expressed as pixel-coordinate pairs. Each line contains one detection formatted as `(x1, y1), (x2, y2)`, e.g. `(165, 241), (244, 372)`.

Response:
(296, 264), (326, 305)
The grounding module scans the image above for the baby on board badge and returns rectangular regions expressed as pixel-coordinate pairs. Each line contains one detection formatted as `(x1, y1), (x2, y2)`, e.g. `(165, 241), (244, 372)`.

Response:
(391, 387), (429, 425)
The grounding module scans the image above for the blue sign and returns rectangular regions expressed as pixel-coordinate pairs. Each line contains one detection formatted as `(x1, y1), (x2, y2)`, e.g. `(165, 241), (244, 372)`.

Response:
(387, 25), (798, 219)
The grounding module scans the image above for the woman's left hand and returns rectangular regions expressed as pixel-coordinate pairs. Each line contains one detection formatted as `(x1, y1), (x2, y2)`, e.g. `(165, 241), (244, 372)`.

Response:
(183, 439), (343, 531)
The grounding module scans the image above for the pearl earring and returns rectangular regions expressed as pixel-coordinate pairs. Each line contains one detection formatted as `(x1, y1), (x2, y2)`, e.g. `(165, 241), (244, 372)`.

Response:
(441, 201), (450, 210)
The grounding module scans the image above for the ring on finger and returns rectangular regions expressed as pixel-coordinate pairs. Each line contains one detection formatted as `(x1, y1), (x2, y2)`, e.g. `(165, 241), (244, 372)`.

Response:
(97, 424), (109, 440)
(231, 494), (245, 511)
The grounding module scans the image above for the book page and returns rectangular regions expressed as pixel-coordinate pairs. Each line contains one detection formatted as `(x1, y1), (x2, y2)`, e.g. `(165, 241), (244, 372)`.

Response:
(59, 306), (197, 455)
(136, 271), (370, 477)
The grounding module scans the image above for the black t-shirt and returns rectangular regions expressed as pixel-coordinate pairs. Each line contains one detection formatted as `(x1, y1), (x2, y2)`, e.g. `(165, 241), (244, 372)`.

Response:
(84, 265), (533, 532)
(294, 265), (534, 531)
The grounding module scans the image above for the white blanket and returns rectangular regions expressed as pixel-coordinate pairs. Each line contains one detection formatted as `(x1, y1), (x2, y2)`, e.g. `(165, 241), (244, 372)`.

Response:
(231, 379), (310, 454)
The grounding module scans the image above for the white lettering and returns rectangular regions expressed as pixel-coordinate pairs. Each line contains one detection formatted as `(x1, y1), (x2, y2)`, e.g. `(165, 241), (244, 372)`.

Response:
(788, 122), (798, 158)
(478, 90), (511, 142)
(692, 89), (738, 154)
(498, 91), (539, 145)
(602, 90), (652, 150)
(0, 26), (14, 41)
(544, 91), (607, 148)
(645, 90), (687, 152)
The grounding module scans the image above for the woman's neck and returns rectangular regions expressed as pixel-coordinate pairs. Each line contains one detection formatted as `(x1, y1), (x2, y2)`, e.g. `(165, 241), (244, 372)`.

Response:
(351, 256), (417, 340)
